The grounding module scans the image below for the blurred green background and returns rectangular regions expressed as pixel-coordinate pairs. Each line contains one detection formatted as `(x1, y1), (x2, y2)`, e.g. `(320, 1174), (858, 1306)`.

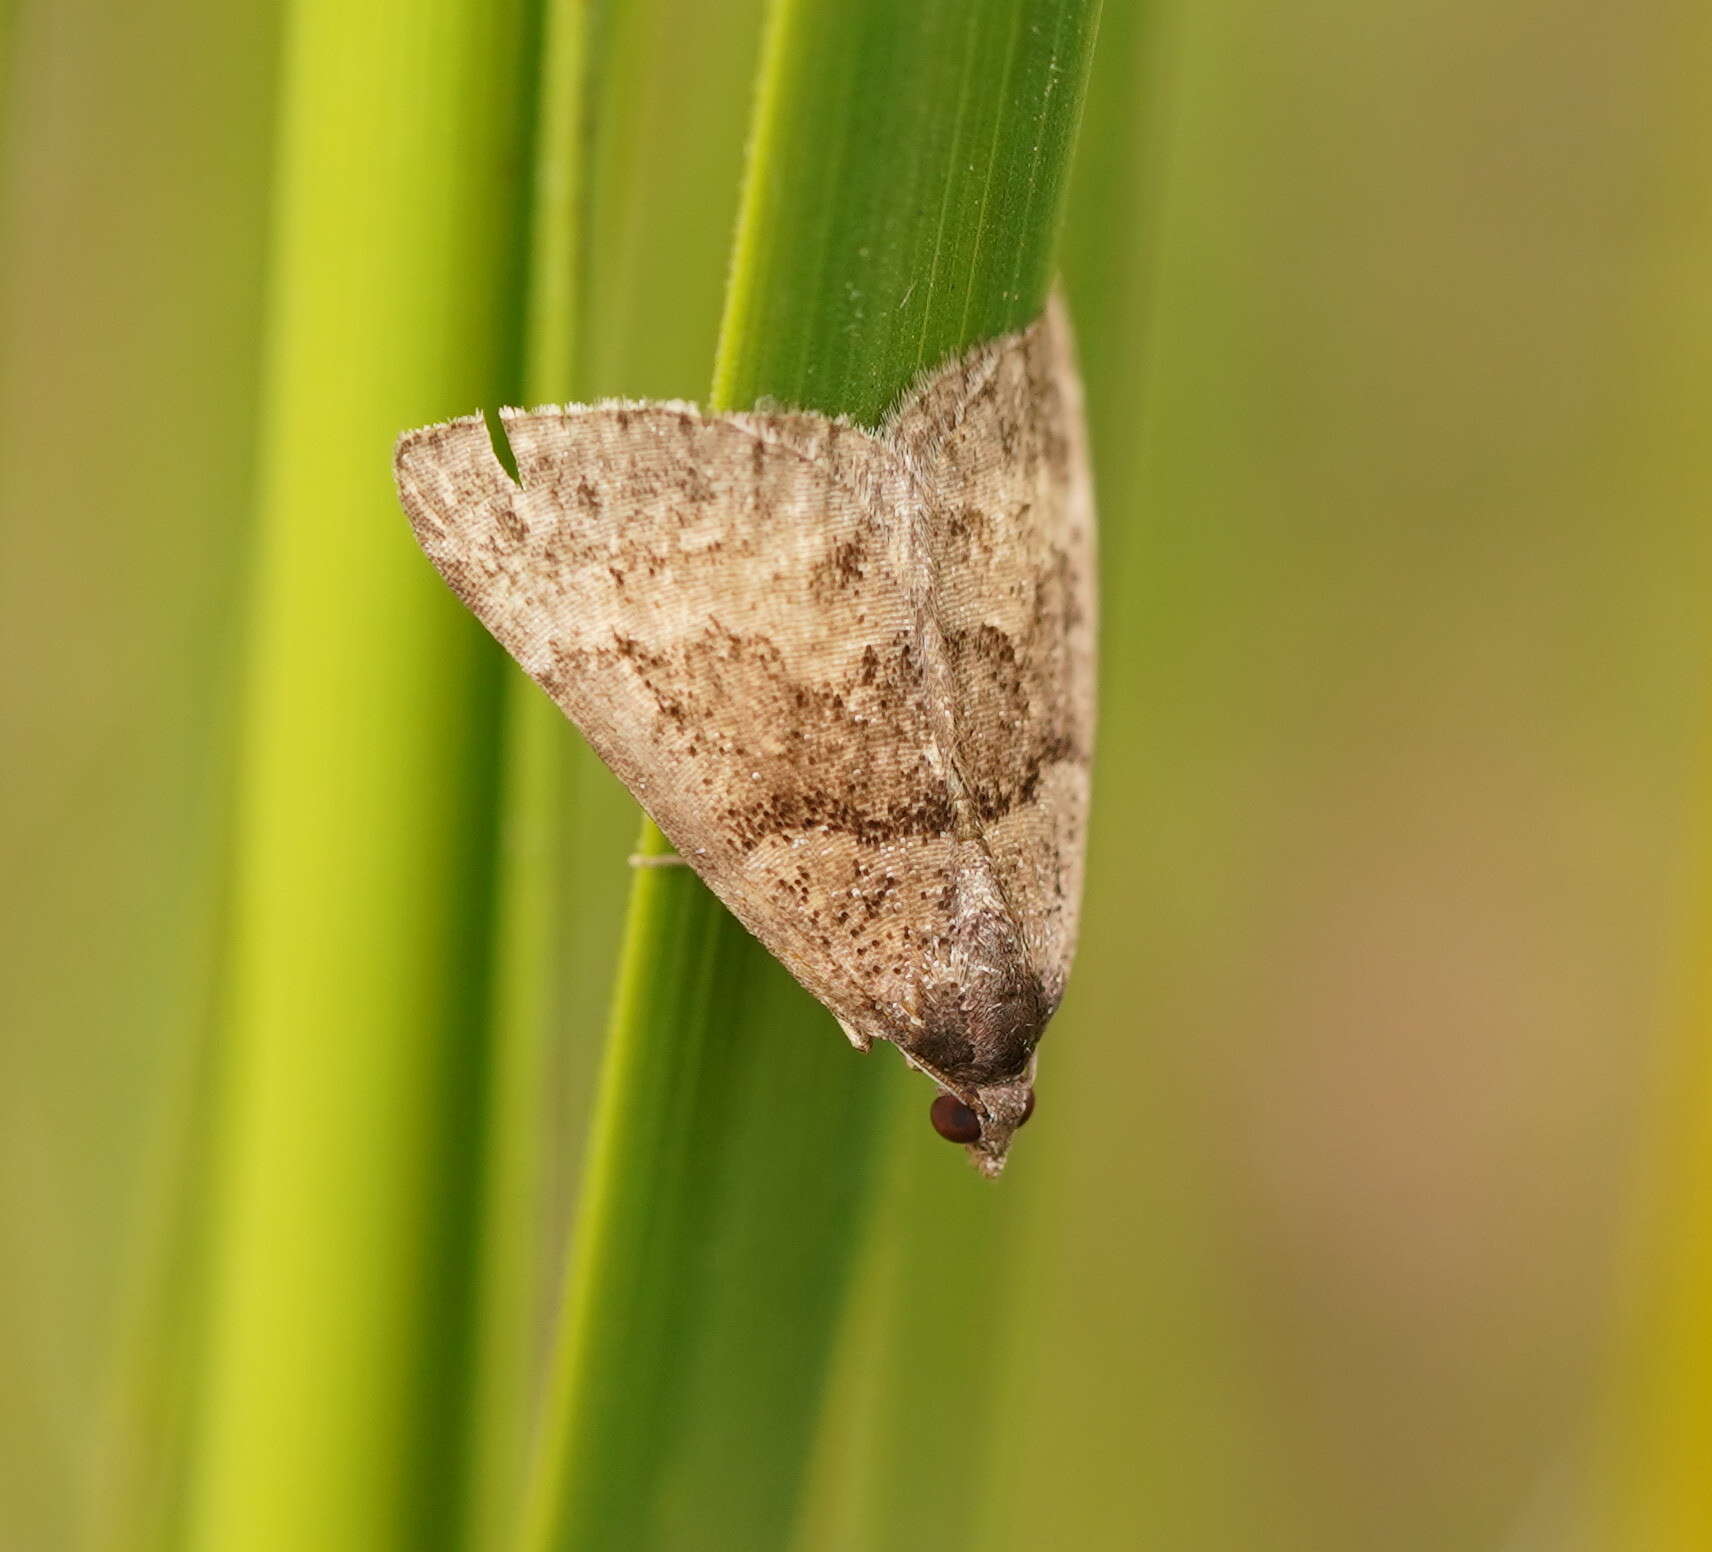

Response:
(4, 1), (1712, 1550)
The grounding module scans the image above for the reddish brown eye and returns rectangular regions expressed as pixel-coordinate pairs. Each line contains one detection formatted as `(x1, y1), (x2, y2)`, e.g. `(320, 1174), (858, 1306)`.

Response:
(930, 1093), (982, 1144)
(1019, 1088), (1036, 1126)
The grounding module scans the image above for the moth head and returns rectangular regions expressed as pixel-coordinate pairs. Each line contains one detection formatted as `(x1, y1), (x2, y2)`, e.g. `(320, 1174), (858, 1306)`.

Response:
(904, 959), (1053, 1174)
(929, 1081), (1036, 1176)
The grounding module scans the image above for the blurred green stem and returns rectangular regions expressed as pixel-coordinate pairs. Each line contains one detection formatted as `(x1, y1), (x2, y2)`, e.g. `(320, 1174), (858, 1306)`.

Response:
(461, 4), (589, 1546)
(184, 1), (535, 1547)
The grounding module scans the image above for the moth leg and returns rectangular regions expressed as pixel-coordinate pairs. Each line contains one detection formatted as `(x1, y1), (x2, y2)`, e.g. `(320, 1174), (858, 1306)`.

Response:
(835, 1018), (873, 1053)
(627, 853), (690, 869)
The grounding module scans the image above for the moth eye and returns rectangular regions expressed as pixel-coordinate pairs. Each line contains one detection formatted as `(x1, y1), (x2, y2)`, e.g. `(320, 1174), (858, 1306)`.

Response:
(1019, 1088), (1036, 1126)
(930, 1093), (982, 1144)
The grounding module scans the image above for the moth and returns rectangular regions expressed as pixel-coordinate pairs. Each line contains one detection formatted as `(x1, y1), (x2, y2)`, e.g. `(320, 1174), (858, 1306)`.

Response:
(394, 298), (1094, 1175)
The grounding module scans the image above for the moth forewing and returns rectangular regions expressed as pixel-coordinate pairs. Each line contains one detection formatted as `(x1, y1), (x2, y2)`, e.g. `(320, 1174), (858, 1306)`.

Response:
(393, 299), (1094, 1175)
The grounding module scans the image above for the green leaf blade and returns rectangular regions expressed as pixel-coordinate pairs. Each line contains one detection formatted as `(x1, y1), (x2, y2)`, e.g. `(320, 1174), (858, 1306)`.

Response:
(716, 0), (1102, 420)
(523, 2), (1105, 1549)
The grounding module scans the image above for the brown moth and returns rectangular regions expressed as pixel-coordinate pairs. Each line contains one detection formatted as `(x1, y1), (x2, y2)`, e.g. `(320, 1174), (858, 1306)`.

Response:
(393, 298), (1094, 1175)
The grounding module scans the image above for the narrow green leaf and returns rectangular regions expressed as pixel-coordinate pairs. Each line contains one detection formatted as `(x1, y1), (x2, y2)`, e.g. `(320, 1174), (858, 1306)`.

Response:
(717, 0), (1102, 423)
(521, 3), (1103, 1549)
(461, 7), (591, 1547)
(539, 0), (787, 1254)
(465, 1), (772, 1543)
(183, 2), (537, 1547)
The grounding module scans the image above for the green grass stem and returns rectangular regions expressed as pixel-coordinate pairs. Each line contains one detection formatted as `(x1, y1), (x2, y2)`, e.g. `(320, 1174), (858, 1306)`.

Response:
(460, 6), (591, 1546)
(465, 2), (771, 1542)
(519, 4), (1103, 1549)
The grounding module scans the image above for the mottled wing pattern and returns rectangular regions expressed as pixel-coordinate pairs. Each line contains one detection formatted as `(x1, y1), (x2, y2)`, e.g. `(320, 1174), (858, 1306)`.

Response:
(394, 404), (975, 1041)
(884, 298), (1096, 1015)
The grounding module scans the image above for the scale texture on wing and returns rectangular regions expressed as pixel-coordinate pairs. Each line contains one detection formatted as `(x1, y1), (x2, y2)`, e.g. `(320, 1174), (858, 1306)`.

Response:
(392, 304), (1094, 1172)
(396, 403), (969, 1039)
(883, 297), (1095, 1018)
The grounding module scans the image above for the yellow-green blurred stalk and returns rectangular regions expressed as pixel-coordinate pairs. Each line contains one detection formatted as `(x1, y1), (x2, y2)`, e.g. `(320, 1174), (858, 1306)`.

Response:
(183, 2), (536, 1548)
